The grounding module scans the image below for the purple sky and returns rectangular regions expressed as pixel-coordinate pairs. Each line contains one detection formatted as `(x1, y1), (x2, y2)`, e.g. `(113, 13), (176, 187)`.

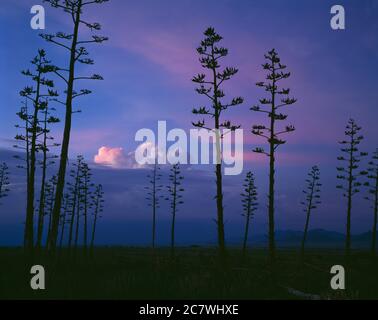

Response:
(0, 0), (377, 245)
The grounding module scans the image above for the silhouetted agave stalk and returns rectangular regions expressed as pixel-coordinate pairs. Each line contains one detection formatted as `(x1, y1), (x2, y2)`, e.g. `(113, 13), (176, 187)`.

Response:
(240, 171), (258, 259)
(336, 119), (367, 258)
(250, 49), (297, 263)
(363, 149), (378, 256)
(36, 100), (60, 250)
(14, 99), (31, 186)
(300, 166), (321, 259)
(74, 163), (87, 255)
(165, 164), (184, 258)
(90, 184), (104, 255)
(145, 162), (163, 249)
(79, 162), (94, 254)
(192, 27), (243, 258)
(16, 49), (58, 251)
(42, 0), (109, 254)
(45, 175), (58, 247)
(59, 193), (71, 249)
(0, 162), (10, 205)
(67, 155), (84, 250)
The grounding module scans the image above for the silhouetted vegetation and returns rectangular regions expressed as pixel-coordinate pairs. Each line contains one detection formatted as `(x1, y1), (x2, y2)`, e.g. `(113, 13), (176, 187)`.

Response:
(145, 162), (163, 249)
(36, 101), (60, 249)
(165, 164), (184, 258)
(15, 49), (59, 252)
(192, 27), (243, 257)
(79, 162), (93, 255)
(90, 184), (104, 255)
(1, 2), (378, 301)
(41, 0), (108, 254)
(66, 155), (84, 251)
(300, 166), (321, 259)
(44, 175), (58, 247)
(251, 49), (297, 263)
(336, 119), (367, 258)
(0, 162), (10, 204)
(240, 171), (258, 259)
(364, 149), (378, 256)
(58, 193), (71, 250)
(47, 155), (104, 256)
(1, 247), (377, 299)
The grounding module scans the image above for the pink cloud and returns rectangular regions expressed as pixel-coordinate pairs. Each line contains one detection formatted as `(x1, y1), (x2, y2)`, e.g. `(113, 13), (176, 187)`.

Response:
(94, 146), (135, 168)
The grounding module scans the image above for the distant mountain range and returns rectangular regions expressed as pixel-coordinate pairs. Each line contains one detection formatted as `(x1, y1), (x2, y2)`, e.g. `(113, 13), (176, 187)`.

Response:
(226, 229), (376, 248)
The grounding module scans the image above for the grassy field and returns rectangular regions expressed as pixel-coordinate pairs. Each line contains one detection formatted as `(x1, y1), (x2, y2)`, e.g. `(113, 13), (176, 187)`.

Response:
(0, 247), (377, 300)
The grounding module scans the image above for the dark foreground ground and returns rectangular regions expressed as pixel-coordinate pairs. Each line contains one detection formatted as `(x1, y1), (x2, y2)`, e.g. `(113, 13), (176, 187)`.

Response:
(0, 247), (377, 299)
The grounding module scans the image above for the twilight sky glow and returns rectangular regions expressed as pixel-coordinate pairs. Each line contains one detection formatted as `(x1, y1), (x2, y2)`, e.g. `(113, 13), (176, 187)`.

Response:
(0, 0), (377, 245)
